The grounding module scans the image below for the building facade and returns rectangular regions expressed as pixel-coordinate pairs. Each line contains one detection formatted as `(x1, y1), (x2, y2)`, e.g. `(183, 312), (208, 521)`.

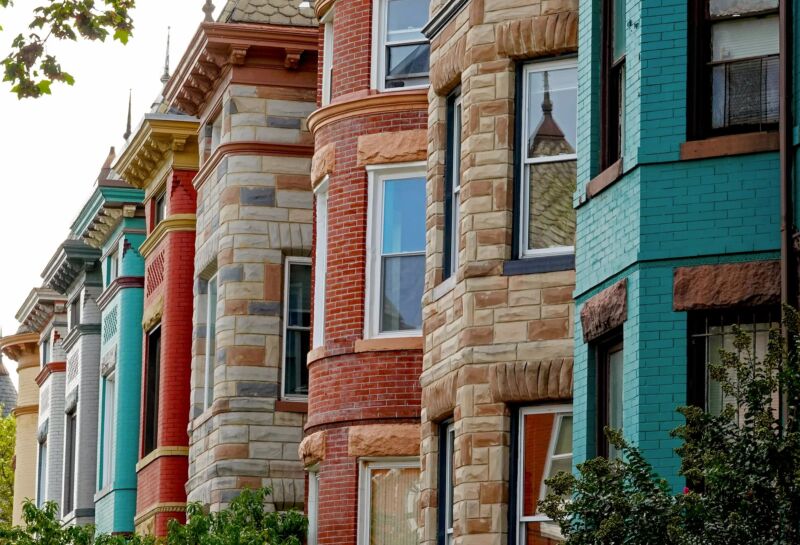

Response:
(71, 161), (146, 534)
(115, 113), (199, 536)
(419, 0), (578, 544)
(574, 0), (781, 486)
(299, 0), (431, 542)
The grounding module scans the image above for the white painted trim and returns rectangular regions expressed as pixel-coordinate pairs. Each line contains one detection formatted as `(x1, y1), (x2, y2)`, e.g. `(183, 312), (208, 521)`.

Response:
(371, 0), (431, 92)
(443, 423), (455, 542)
(307, 465), (320, 545)
(203, 274), (218, 412)
(313, 187), (328, 348)
(282, 257), (312, 400)
(357, 457), (420, 545)
(321, 9), (335, 106)
(448, 93), (463, 276)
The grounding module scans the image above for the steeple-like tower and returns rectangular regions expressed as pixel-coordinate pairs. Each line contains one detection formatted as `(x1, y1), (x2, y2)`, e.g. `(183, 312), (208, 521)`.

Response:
(161, 27), (171, 85)
(123, 90), (132, 141)
(0, 327), (16, 418)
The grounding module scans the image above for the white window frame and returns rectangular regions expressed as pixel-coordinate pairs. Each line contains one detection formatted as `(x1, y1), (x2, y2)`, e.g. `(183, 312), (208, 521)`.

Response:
(357, 457), (420, 545)
(365, 162), (427, 339)
(100, 372), (116, 490)
(371, 0), (431, 92)
(108, 248), (119, 286)
(307, 465), (320, 545)
(313, 178), (329, 349)
(518, 58), (578, 259)
(40, 337), (50, 366)
(37, 438), (48, 507)
(282, 256), (312, 400)
(516, 404), (573, 545)
(446, 93), (462, 278)
(321, 9), (335, 106)
(442, 422), (455, 545)
(203, 274), (218, 412)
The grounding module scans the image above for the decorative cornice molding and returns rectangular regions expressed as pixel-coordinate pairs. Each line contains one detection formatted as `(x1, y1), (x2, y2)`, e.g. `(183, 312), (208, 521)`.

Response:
(97, 276), (145, 310)
(194, 141), (315, 189)
(15, 288), (66, 335)
(42, 239), (102, 295)
(139, 215), (197, 258)
(307, 89), (428, 135)
(12, 404), (39, 418)
(115, 115), (200, 190)
(0, 332), (39, 363)
(134, 502), (188, 526)
(35, 362), (67, 387)
(62, 324), (101, 354)
(142, 295), (164, 333)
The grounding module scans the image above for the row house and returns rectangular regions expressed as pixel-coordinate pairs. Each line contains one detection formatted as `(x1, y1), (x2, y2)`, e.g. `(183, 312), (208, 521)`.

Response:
(161, 1), (318, 514)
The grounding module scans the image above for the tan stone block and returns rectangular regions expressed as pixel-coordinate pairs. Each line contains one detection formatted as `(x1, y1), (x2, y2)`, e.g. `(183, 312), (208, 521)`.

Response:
(356, 129), (427, 167)
(541, 303), (569, 318)
(348, 424), (421, 457)
(495, 305), (541, 322)
(509, 289), (541, 306)
(276, 174), (311, 191)
(494, 321), (527, 343)
(474, 290), (507, 309)
(509, 270), (575, 290)
(542, 285), (573, 304)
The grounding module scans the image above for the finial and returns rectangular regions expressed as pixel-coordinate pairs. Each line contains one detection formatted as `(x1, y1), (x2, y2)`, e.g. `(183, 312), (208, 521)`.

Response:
(203, 0), (215, 22)
(161, 27), (171, 85)
(123, 90), (132, 141)
(542, 71), (553, 115)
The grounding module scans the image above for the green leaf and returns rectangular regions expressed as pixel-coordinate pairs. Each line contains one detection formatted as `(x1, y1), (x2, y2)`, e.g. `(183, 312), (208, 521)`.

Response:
(36, 79), (51, 94)
(113, 28), (129, 44)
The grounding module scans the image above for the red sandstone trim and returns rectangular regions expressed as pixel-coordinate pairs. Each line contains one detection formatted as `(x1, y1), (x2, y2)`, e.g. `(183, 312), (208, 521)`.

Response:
(276, 400), (309, 413)
(680, 131), (779, 161)
(35, 362), (67, 386)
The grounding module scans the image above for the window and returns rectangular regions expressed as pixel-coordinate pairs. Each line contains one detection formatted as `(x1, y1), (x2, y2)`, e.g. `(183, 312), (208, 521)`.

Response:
(69, 298), (81, 331)
(154, 191), (167, 226)
(107, 248), (119, 285)
(602, 0), (626, 168)
(358, 459), (421, 545)
(63, 410), (77, 516)
(515, 405), (573, 545)
(210, 113), (223, 152)
(688, 307), (779, 418)
(374, 0), (431, 90)
(40, 338), (50, 366)
(366, 164), (426, 337)
(99, 374), (116, 490)
(690, 0), (778, 136)
(283, 258), (311, 398)
(321, 10), (335, 106)
(438, 423), (455, 545)
(37, 438), (48, 507)
(308, 467), (320, 545)
(443, 93), (462, 279)
(142, 326), (161, 456)
(203, 275), (218, 411)
(597, 337), (623, 459)
(314, 181), (328, 349)
(519, 60), (577, 258)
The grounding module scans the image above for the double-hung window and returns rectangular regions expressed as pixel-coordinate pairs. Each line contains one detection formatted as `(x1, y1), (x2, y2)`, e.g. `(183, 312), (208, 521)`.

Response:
(107, 249), (119, 286)
(314, 180), (329, 348)
(358, 459), (421, 545)
(154, 191), (167, 226)
(69, 298), (81, 331)
(690, 0), (778, 137)
(597, 337), (623, 459)
(439, 423), (455, 545)
(518, 60), (577, 258)
(41, 338), (50, 366)
(375, 0), (431, 90)
(688, 307), (779, 418)
(37, 437), (48, 506)
(283, 258), (311, 398)
(63, 410), (77, 516)
(142, 326), (161, 456)
(203, 274), (218, 411)
(366, 164), (426, 337)
(602, 0), (626, 168)
(321, 10), (335, 105)
(443, 93), (462, 280)
(515, 405), (573, 545)
(100, 373), (116, 490)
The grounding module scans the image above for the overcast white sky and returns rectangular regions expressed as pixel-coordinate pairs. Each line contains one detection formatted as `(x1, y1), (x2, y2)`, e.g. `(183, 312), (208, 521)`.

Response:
(0, 1), (224, 386)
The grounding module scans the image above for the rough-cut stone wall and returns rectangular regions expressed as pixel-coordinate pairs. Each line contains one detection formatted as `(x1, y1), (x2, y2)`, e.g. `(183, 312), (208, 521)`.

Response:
(421, 0), (578, 543)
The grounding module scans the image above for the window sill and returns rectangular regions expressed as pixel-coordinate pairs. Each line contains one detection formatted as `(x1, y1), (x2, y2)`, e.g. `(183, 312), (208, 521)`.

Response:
(276, 400), (309, 413)
(680, 131), (778, 161)
(432, 276), (456, 301)
(503, 254), (575, 276)
(354, 336), (423, 353)
(586, 158), (623, 200)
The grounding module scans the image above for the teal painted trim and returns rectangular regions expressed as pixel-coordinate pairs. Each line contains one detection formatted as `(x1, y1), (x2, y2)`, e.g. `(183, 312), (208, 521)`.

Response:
(71, 186), (144, 240)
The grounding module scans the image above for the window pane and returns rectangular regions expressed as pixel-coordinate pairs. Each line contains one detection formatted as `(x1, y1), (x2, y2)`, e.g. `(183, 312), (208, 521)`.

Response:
(521, 412), (554, 517)
(387, 43), (430, 81)
(382, 178), (426, 254)
(205, 276), (218, 409)
(288, 264), (312, 328)
(527, 161), (577, 251)
(381, 255), (424, 332)
(709, 0), (777, 18)
(369, 466), (420, 545)
(526, 67), (577, 158)
(711, 55), (778, 129)
(386, 0), (428, 41)
(608, 347), (623, 459)
(613, 0), (626, 61)
(285, 329), (310, 396)
(554, 416), (572, 455)
(711, 16), (779, 61)
(522, 521), (564, 544)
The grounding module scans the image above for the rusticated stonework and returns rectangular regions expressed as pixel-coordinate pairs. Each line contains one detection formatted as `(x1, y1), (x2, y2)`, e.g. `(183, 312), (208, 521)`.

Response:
(673, 261), (781, 311)
(580, 278), (627, 342)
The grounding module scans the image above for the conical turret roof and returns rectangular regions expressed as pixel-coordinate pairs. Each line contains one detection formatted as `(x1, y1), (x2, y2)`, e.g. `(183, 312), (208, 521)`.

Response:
(0, 352), (17, 417)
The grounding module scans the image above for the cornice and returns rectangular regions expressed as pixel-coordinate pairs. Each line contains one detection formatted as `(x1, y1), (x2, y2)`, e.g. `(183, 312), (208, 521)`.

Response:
(139, 215), (197, 258)
(115, 115), (200, 190)
(15, 287), (66, 334)
(72, 186), (145, 249)
(194, 141), (315, 189)
(62, 324), (101, 353)
(12, 405), (39, 418)
(0, 332), (39, 363)
(97, 276), (145, 310)
(164, 22), (319, 117)
(307, 89), (428, 135)
(42, 239), (101, 295)
(35, 362), (66, 387)
(134, 502), (187, 526)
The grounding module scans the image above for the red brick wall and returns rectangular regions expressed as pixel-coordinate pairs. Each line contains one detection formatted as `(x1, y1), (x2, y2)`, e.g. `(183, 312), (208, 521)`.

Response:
(330, 0), (373, 99)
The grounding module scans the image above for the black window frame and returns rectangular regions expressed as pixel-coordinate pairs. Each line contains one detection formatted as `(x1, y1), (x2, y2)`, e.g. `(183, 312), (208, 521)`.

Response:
(443, 88), (462, 281)
(601, 0), (625, 170)
(142, 325), (161, 457)
(596, 332), (623, 459)
(687, 0), (779, 139)
(437, 420), (455, 545)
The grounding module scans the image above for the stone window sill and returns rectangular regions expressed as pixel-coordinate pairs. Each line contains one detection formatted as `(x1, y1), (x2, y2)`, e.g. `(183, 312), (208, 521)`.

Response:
(503, 254), (575, 276)
(354, 336), (423, 353)
(680, 131), (778, 161)
(586, 157), (623, 200)
(432, 276), (456, 301)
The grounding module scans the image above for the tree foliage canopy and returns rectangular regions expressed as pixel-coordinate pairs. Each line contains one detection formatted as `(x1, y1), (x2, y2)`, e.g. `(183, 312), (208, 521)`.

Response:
(540, 307), (800, 545)
(0, 408), (15, 527)
(1, 1), (135, 98)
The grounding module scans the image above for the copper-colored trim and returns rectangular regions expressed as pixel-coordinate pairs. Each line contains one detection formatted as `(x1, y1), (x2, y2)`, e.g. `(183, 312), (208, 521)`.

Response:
(35, 362), (67, 386)
(307, 89), (428, 135)
(194, 141), (315, 190)
(586, 158), (623, 200)
(680, 131), (779, 161)
(354, 337), (423, 353)
(315, 0), (335, 18)
(12, 404), (39, 417)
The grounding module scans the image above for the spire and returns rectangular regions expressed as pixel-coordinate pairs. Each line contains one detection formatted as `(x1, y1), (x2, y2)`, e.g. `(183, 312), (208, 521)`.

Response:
(203, 0), (215, 22)
(161, 27), (171, 85)
(542, 71), (553, 115)
(123, 90), (132, 141)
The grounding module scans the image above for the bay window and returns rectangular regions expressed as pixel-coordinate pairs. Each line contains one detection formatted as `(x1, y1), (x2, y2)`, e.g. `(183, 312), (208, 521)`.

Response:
(518, 60), (577, 259)
(515, 405), (573, 545)
(358, 459), (421, 545)
(283, 258), (311, 398)
(374, 0), (431, 90)
(597, 336), (623, 459)
(366, 164), (426, 337)
(142, 326), (161, 456)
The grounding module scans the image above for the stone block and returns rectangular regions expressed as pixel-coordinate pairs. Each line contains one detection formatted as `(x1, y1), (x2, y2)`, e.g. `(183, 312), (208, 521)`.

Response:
(356, 130), (428, 166)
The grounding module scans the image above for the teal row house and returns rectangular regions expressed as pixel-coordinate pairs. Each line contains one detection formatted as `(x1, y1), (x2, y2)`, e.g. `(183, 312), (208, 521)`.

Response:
(73, 150), (146, 534)
(573, 0), (781, 488)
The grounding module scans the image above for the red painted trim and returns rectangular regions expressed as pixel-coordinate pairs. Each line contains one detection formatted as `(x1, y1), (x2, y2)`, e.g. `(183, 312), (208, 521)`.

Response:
(275, 400), (309, 413)
(35, 362), (67, 386)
